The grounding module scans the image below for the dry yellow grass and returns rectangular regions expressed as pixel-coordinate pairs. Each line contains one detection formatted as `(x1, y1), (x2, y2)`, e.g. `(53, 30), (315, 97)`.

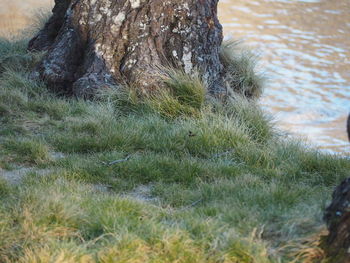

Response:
(0, 0), (52, 37)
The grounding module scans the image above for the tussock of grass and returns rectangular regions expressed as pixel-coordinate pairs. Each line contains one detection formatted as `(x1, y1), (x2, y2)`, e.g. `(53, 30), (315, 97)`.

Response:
(0, 4), (51, 39)
(98, 68), (206, 119)
(0, 34), (349, 263)
(3, 138), (51, 165)
(148, 70), (205, 118)
(161, 69), (206, 109)
(0, 45), (43, 73)
(221, 40), (265, 100)
(283, 229), (327, 263)
(147, 89), (200, 119)
(26, 9), (52, 38)
(0, 178), (9, 197)
(145, 69), (207, 119)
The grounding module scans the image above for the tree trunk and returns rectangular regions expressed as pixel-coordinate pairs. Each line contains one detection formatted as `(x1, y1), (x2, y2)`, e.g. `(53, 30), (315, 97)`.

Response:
(323, 178), (350, 262)
(28, 0), (224, 97)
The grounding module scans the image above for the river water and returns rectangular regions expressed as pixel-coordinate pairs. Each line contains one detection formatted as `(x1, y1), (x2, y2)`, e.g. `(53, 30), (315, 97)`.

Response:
(1, 0), (349, 154)
(219, 0), (350, 154)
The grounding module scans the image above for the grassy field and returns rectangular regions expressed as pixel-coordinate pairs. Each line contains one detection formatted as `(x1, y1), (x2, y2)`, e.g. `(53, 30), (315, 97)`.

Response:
(0, 9), (350, 263)
(0, 0), (52, 37)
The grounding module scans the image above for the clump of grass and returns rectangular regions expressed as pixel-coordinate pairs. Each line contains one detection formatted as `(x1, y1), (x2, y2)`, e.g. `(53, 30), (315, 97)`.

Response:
(0, 37), (48, 123)
(26, 8), (52, 38)
(0, 178), (9, 198)
(0, 74), (45, 137)
(282, 229), (327, 263)
(97, 69), (206, 119)
(211, 95), (274, 144)
(146, 89), (201, 119)
(28, 97), (72, 120)
(97, 85), (142, 114)
(0, 70), (46, 97)
(146, 69), (206, 119)
(0, 38), (27, 59)
(0, 33), (45, 75)
(3, 138), (51, 165)
(161, 68), (206, 110)
(0, 3), (51, 39)
(220, 40), (265, 99)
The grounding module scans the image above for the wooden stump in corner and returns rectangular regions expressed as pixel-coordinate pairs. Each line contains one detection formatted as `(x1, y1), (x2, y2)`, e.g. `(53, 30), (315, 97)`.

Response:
(28, 0), (224, 97)
(323, 177), (350, 262)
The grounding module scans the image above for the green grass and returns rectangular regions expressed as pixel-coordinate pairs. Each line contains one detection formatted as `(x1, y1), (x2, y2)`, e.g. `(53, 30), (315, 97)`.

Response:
(0, 177), (9, 197)
(221, 40), (265, 100)
(0, 35), (349, 263)
(97, 68), (206, 119)
(3, 138), (51, 165)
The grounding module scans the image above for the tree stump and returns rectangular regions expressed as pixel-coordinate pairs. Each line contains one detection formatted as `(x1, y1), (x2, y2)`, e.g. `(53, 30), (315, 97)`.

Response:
(323, 178), (350, 262)
(29, 0), (224, 97)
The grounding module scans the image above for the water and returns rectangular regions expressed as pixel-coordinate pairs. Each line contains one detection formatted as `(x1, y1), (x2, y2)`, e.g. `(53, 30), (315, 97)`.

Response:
(1, 0), (349, 153)
(219, 0), (350, 154)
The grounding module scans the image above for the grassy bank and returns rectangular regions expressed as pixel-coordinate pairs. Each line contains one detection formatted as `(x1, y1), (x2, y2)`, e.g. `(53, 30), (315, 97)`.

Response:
(0, 34), (349, 263)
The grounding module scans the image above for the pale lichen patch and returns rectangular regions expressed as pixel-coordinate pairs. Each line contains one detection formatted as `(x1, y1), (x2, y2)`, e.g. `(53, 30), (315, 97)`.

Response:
(95, 14), (102, 22)
(113, 12), (126, 24)
(130, 0), (141, 9)
(111, 12), (126, 34)
(182, 45), (193, 74)
(172, 50), (179, 59)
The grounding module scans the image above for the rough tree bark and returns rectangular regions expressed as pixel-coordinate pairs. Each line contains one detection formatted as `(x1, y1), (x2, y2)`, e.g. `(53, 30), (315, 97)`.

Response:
(29, 0), (224, 97)
(323, 177), (350, 262)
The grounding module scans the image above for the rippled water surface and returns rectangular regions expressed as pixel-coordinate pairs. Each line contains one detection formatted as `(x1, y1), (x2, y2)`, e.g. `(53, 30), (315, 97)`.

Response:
(1, 0), (349, 153)
(219, 0), (350, 154)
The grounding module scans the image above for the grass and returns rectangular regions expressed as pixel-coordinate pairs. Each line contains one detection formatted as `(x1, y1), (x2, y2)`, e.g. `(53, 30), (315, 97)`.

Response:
(221, 40), (265, 100)
(3, 138), (51, 165)
(0, 31), (349, 263)
(0, 1), (52, 38)
(97, 68), (206, 119)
